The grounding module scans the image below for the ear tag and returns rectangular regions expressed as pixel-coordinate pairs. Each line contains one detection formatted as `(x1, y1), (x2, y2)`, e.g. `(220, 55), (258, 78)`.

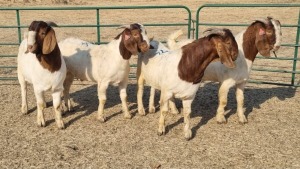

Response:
(259, 28), (266, 36)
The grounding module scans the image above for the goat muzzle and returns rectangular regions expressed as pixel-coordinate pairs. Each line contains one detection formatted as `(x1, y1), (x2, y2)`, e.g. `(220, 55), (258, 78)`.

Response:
(139, 41), (150, 53)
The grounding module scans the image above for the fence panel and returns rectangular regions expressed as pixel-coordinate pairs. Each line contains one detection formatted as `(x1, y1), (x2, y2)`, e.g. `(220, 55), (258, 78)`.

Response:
(0, 5), (192, 81)
(196, 4), (300, 87)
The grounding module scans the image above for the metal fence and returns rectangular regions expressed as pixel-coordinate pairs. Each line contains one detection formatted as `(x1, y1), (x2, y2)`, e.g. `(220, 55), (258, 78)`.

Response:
(0, 4), (299, 87)
(196, 4), (300, 87)
(0, 5), (192, 80)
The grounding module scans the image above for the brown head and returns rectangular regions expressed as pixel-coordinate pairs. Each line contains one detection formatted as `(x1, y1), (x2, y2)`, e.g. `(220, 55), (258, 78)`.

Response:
(178, 28), (238, 84)
(115, 23), (151, 60)
(243, 17), (282, 61)
(26, 20), (61, 72)
(27, 20), (59, 55)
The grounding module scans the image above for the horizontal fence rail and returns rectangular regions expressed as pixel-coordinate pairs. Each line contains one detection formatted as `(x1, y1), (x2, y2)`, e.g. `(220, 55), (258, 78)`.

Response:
(196, 4), (300, 87)
(0, 5), (192, 81)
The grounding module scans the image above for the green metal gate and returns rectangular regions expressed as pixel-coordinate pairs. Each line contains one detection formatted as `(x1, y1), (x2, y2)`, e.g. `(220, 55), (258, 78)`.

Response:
(0, 5), (192, 81)
(196, 4), (300, 87)
(1, 4), (300, 87)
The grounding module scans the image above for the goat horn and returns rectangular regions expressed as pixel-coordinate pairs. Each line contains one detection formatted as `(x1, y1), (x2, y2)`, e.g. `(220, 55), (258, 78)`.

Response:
(203, 28), (225, 37)
(46, 21), (59, 27)
(117, 24), (131, 29)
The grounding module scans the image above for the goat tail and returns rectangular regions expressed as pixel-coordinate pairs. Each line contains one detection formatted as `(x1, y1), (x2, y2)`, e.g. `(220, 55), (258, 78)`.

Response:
(167, 29), (183, 50)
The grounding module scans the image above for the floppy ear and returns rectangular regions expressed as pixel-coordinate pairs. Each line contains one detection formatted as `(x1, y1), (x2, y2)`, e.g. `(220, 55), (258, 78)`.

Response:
(123, 29), (138, 55)
(42, 28), (57, 54)
(216, 42), (236, 68)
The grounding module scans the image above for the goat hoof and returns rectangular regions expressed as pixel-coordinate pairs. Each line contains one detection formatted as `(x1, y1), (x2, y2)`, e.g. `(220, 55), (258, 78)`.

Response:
(56, 120), (65, 129)
(157, 127), (166, 136)
(148, 107), (156, 114)
(184, 130), (192, 140)
(216, 115), (227, 124)
(138, 108), (146, 116)
(124, 113), (132, 119)
(157, 131), (165, 136)
(21, 106), (28, 115)
(97, 116), (106, 123)
(238, 115), (248, 124)
(37, 119), (46, 127)
(239, 119), (248, 124)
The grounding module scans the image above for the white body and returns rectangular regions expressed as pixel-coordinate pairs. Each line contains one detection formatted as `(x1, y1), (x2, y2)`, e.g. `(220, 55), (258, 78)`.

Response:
(137, 40), (201, 139)
(201, 31), (249, 123)
(18, 39), (66, 128)
(59, 37), (131, 121)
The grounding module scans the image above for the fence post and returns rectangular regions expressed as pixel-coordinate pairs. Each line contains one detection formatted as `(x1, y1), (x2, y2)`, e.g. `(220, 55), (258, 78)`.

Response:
(96, 9), (100, 45)
(291, 10), (300, 86)
(16, 9), (21, 44)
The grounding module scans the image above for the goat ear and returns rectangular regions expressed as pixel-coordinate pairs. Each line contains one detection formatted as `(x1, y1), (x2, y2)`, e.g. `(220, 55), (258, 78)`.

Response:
(216, 42), (236, 68)
(259, 28), (266, 35)
(42, 28), (57, 54)
(255, 27), (271, 57)
(124, 30), (138, 55)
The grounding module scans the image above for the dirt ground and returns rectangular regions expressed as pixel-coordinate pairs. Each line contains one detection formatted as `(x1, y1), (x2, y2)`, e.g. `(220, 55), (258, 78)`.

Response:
(0, 0), (300, 168)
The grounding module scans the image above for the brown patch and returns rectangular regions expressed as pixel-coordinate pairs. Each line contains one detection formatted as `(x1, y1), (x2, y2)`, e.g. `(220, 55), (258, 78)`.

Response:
(178, 29), (238, 84)
(178, 38), (219, 84)
(118, 29), (138, 60)
(39, 44), (62, 72)
(115, 23), (149, 60)
(243, 18), (277, 62)
(42, 28), (57, 54)
(27, 20), (62, 72)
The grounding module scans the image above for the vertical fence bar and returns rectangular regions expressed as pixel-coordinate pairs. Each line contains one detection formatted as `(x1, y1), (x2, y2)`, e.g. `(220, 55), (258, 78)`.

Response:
(16, 9), (21, 44)
(96, 9), (100, 45)
(291, 10), (300, 86)
(187, 10), (191, 39)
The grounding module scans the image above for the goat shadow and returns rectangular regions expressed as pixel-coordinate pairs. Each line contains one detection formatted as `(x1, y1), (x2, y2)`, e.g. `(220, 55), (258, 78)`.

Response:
(62, 82), (140, 127)
(154, 82), (297, 139)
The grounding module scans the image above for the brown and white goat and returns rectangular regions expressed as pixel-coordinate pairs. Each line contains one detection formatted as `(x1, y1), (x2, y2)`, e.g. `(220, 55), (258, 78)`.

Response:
(166, 17), (282, 124)
(59, 23), (151, 122)
(18, 21), (66, 129)
(137, 28), (238, 140)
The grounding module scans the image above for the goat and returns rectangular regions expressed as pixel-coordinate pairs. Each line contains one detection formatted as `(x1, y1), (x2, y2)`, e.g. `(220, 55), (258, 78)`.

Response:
(59, 23), (151, 122)
(166, 17), (282, 124)
(136, 39), (179, 115)
(137, 28), (238, 140)
(18, 21), (66, 129)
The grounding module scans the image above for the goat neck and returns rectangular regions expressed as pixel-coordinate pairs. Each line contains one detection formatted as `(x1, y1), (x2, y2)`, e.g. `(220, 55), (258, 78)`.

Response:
(37, 44), (62, 73)
(178, 37), (219, 84)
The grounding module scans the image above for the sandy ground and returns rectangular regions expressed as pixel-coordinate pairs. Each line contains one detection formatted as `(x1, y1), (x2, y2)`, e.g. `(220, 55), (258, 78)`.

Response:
(0, 0), (300, 168)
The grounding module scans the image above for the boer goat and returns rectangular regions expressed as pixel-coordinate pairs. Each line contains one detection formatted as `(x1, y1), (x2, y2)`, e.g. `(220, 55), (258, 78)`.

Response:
(59, 23), (151, 122)
(18, 21), (66, 129)
(166, 17), (282, 124)
(137, 28), (238, 140)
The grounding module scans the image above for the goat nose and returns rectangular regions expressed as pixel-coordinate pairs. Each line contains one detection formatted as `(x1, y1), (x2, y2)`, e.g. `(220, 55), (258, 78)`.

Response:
(28, 45), (33, 49)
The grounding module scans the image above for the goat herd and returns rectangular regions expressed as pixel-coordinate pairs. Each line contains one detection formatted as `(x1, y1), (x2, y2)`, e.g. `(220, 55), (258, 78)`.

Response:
(17, 17), (282, 140)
